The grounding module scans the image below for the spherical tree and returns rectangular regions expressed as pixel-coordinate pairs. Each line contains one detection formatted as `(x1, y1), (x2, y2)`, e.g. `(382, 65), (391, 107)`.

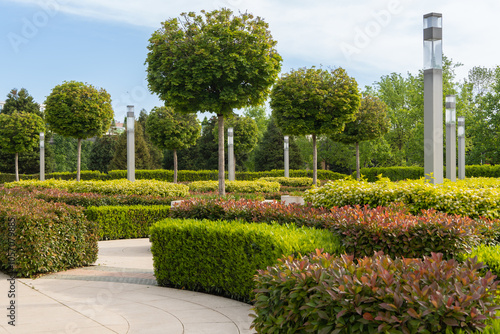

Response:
(331, 95), (390, 180)
(0, 112), (45, 181)
(146, 106), (201, 183)
(271, 67), (361, 185)
(44, 81), (114, 181)
(146, 8), (282, 194)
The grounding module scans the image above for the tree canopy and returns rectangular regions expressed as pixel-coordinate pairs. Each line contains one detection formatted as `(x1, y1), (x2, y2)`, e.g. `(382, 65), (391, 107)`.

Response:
(44, 81), (114, 181)
(0, 112), (45, 181)
(332, 95), (390, 179)
(146, 106), (201, 182)
(271, 67), (360, 184)
(146, 8), (282, 194)
(2, 88), (42, 117)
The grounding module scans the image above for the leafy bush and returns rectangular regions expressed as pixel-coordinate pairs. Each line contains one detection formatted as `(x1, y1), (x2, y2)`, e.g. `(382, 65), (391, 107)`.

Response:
(5, 179), (189, 197)
(0, 195), (98, 277)
(85, 205), (170, 240)
(459, 244), (500, 277)
(305, 177), (500, 219)
(323, 205), (487, 259)
(188, 180), (280, 193)
(150, 218), (342, 302)
(170, 198), (330, 228)
(357, 165), (500, 181)
(253, 251), (499, 334)
(31, 188), (176, 207)
(258, 176), (313, 187)
(171, 199), (494, 259)
(357, 166), (424, 181)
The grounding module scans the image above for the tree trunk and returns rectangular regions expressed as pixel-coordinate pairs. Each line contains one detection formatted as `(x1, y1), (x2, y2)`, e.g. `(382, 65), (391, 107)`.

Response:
(356, 142), (360, 180)
(218, 114), (225, 196)
(77, 138), (82, 182)
(312, 134), (317, 186)
(15, 153), (19, 182)
(173, 149), (178, 183)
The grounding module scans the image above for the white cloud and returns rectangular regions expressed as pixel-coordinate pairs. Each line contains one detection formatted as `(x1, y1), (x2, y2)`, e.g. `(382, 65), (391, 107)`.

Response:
(6, 0), (500, 86)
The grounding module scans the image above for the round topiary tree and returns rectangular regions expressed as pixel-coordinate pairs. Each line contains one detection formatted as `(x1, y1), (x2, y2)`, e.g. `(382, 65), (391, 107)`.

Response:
(146, 8), (282, 195)
(146, 106), (201, 183)
(44, 81), (114, 181)
(271, 67), (361, 185)
(0, 112), (45, 181)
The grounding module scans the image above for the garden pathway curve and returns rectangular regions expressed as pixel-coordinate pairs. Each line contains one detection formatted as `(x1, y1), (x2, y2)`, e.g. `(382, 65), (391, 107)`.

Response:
(0, 238), (255, 334)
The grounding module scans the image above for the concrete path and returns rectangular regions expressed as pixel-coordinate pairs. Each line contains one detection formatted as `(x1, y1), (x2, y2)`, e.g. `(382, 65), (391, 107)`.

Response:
(0, 238), (256, 334)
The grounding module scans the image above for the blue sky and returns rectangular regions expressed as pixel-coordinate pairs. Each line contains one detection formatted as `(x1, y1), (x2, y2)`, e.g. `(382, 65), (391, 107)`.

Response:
(1, 0), (500, 122)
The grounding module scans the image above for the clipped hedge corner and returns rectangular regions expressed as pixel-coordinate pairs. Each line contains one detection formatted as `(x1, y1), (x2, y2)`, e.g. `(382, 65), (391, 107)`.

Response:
(0, 195), (98, 277)
(85, 205), (171, 240)
(149, 218), (342, 302)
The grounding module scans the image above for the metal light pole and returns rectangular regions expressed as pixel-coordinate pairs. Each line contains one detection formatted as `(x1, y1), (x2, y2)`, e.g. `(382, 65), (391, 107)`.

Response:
(228, 127), (235, 181)
(39, 132), (45, 181)
(423, 12), (443, 184)
(127, 106), (135, 182)
(458, 117), (465, 180)
(445, 95), (456, 181)
(284, 136), (289, 177)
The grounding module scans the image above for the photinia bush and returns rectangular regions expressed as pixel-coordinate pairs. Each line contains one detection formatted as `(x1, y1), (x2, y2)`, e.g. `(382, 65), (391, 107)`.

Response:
(253, 251), (500, 334)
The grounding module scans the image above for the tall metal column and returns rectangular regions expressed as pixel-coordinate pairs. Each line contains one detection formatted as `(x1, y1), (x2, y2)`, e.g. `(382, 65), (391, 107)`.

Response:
(40, 132), (45, 181)
(284, 136), (289, 177)
(423, 12), (443, 184)
(228, 127), (235, 181)
(457, 117), (465, 180)
(127, 106), (135, 182)
(445, 95), (456, 181)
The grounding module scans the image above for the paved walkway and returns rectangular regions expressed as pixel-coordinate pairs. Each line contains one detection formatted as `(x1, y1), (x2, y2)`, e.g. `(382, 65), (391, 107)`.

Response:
(0, 238), (255, 334)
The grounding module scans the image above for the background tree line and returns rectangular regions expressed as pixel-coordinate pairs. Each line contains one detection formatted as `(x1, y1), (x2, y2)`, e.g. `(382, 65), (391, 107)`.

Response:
(2, 58), (500, 176)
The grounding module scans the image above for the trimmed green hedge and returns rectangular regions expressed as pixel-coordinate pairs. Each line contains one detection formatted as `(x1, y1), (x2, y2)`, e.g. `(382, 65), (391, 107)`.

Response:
(150, 218), (342, 302)
(0, 194), (98, 277)
(5, 179), (189, 197)
(305, 178), (500, 219)
(357, 165), (500, 182)
(253, 251), (499, 333)
(85, 205), (171, 240)
(188, 180), (280, 193)
(107, 169), (347, 182)
(257, 177), (313, 187)
(357, 166), (424, 181)
(171, 199), (495, 259)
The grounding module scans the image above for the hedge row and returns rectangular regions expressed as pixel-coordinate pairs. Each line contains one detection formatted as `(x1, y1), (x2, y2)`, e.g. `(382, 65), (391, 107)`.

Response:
(149, 218), (342, 302)
(1, 169), (347, 183)
(188, 180), (280, 193)
(257, 177), (313, 187)
(5, 179), (189, 198)
(357, 165), (500, 182)
(85, 205), (171, 240)
(305, 178), (500, 219)
(0, 193), (98, 277)
(252, 251), (499, 333)
(170, 199), (498, 259)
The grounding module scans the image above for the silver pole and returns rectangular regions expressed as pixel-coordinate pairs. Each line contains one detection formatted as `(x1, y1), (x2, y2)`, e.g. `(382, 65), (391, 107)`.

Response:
(228, 127), (235, 181)
(445, 95), (456, 181)
(423, 12), (443, 184)
(40, 132), (45, 181)
(284, 136), (289, 177)
(127, 106), (135, 182)
(458, 117), (465, 180)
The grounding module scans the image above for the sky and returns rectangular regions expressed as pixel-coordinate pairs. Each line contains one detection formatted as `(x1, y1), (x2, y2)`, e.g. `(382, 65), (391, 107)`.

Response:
(1, 0), (499, 122)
